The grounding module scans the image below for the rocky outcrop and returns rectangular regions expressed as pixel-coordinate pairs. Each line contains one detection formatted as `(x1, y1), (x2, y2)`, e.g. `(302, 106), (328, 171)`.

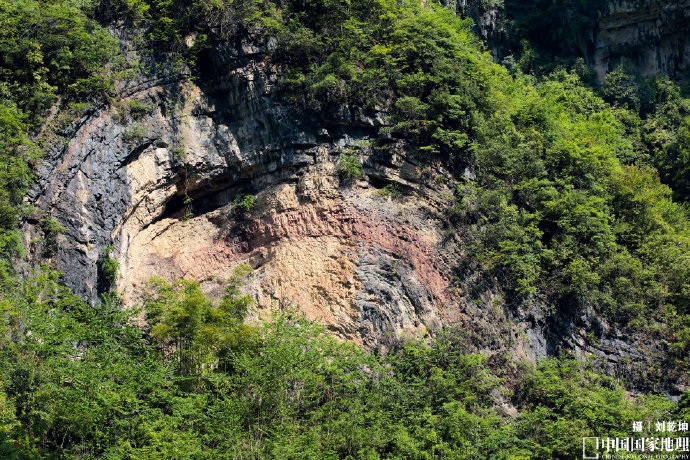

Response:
(23, 28), (687, 395)
(24, 34), (457, 350)
(593, 0), (690, 81)
(455, 0), (690, 82)
(446, 0), (503, 44)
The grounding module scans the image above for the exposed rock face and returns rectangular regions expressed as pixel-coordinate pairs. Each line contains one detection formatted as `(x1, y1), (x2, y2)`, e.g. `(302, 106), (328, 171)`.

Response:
(446, 0), (502, 44)
(25, 37), (456, 350)
(593, 0), (690, 81)
(456, 0), (690, 82)
(24, 30), (687, 395)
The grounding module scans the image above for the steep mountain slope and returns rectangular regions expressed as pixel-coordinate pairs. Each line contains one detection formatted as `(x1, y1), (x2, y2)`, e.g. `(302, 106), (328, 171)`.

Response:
(21, 0), (690, 396)
(1, 0), (689, 456)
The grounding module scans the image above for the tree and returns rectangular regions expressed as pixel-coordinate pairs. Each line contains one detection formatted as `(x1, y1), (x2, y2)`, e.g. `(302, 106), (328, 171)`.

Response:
(143, 265), (255, 387)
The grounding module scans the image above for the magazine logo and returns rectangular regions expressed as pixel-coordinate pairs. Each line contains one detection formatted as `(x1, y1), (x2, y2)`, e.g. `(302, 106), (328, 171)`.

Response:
(582, 436), (689, 459)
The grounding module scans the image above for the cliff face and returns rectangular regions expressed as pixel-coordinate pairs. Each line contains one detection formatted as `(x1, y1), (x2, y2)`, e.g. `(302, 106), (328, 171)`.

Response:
(448, 0), (503, 44)
(23, 28), (686, 394)
(453, 0), (689, 82)
(26, 35), (456, 350)
(593, 0), (690, 81)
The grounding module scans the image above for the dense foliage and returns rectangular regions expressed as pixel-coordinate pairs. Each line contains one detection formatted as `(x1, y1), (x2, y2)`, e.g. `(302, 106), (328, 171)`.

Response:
(0, 0), (688, 457)
(1, 275), (685, 458)
(0, 0), (117, 119)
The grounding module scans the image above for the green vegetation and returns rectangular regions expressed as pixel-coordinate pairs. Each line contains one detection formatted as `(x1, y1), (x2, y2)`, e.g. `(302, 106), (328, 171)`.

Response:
(337, 153), (363, 182)
(0, 273), (685, 458)
(375, 183), (401, 198)
(232, 193), (256, 214)
(126, 98), (155, 119)
(0, 104), (38, 235)
(183, 193), (194, 220)
(39, 216), (66, 258)
(0, 0), (688, 457)
(122, 122), (147, 141)
(99, 244), (119, 292)
(0, 0), (117, 123)
(496, 0), (606, 75)
(143, 265), (255, 390)
(634, 77), (690, 203)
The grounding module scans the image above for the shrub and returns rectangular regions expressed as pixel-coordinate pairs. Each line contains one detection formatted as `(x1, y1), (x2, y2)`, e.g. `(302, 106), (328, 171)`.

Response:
(337, 153), (362, 182)
(40, 216), (66, 257)
(122, 123), (147, 141)
(182, 196), (193, 221)
(100, 244), (119, 286)
(232, 193), (255, 214)
(143, 267), (255, 384)
(375, 183), (400, 198)
(126, 99), (155, 119)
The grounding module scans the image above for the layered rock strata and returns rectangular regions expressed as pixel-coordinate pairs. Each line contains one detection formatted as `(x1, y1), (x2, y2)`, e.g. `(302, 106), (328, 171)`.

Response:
(23, 31), (687, 395)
